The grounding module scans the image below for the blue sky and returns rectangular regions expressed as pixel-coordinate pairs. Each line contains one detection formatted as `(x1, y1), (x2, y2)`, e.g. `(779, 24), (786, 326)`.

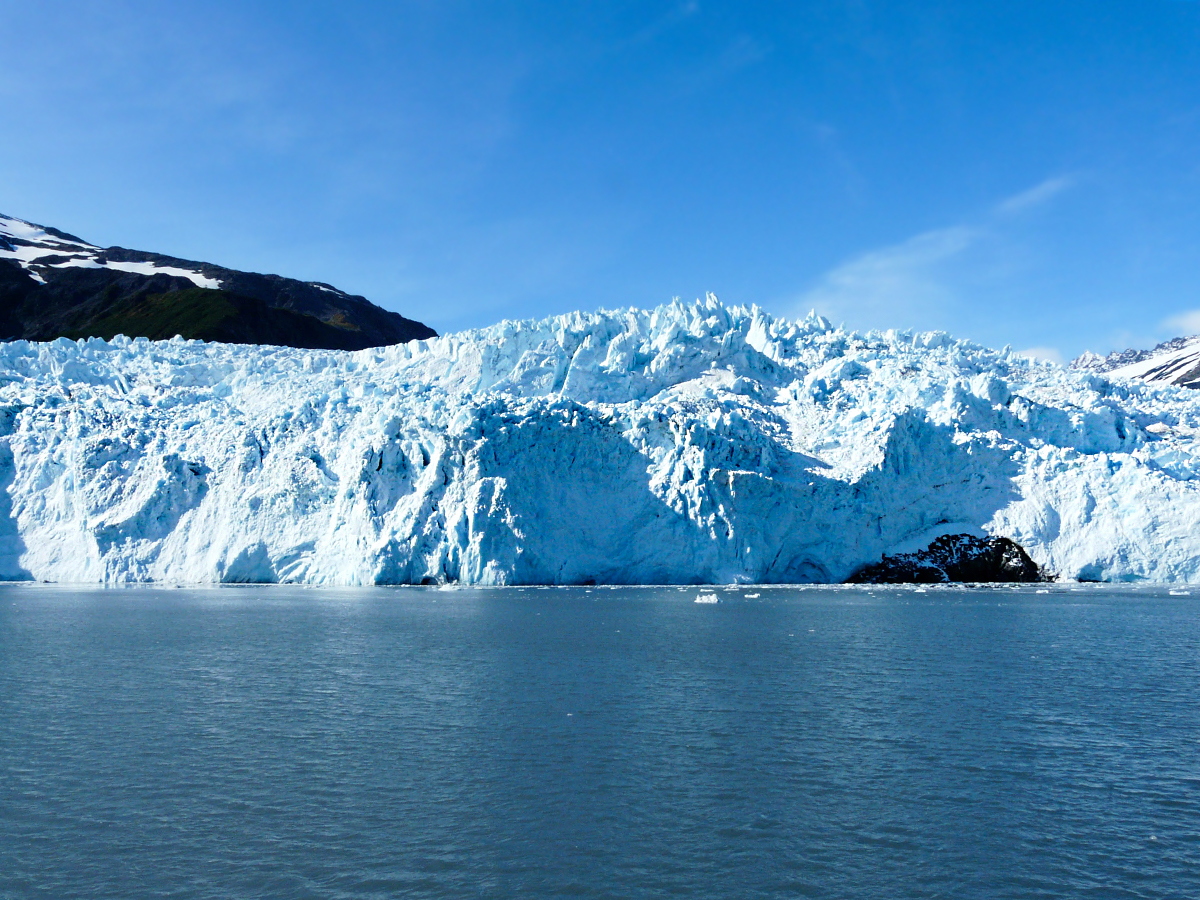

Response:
(3, 1), (1200, 360)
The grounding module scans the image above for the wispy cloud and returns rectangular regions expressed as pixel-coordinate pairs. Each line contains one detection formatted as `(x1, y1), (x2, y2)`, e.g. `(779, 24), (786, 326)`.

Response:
(1164, 308), (1200, 335)
(617, 1), (700, 50)
(811, 121), (867, 203)
(1015, 346), (1065, 365)
(717, 34), (771, 72)
(995, 175), (1075, 215)
(799, 225), (978, 330)
(796, 174), (1078, 335)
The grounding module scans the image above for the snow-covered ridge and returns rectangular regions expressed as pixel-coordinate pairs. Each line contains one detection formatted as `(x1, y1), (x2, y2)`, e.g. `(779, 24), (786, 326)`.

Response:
(2, 295), (1200, 584)
(1074, 335), (1200, 389)
(0, 214), (221, 289)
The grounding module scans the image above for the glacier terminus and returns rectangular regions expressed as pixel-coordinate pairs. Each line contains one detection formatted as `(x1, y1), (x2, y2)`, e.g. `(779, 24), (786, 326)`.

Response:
(3, 295), (1199, 585)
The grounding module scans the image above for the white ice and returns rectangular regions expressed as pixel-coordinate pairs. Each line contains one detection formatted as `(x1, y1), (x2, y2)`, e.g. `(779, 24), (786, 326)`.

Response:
(0, 294), (1198, 585)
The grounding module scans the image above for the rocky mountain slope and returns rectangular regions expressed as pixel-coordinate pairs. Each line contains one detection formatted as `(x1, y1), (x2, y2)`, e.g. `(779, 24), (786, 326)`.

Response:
(1073, 335), (1200, 389)
(0, 214), (435, 350)
(2, 295), (1199, 585)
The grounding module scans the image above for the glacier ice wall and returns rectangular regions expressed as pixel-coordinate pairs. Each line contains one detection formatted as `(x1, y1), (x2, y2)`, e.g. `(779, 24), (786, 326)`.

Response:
(3, 295), (1200, 584)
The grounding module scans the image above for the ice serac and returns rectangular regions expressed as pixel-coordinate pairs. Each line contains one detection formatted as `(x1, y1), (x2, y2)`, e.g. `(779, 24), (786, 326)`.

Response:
(3, 294), (1200, 584)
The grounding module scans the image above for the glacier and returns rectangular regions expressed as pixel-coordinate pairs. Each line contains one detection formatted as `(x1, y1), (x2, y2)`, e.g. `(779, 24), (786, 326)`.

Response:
(3, 294), (1200, 585)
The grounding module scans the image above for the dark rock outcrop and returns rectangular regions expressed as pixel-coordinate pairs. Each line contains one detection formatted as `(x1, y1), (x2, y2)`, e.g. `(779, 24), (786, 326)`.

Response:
(847, 533), (1049, 584)
(0, 214), (436, 350)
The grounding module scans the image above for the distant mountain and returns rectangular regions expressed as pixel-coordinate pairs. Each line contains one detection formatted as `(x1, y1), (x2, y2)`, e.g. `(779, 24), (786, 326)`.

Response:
(1072, 335), (1200, 389)
(0, 214), (436, 350)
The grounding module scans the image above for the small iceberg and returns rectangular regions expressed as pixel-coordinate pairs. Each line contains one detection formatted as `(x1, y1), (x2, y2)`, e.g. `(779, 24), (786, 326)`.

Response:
(694, 592), (720, 604)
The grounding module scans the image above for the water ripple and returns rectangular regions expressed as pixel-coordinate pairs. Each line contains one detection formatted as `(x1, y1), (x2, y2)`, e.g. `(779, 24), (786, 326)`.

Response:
(1, 584), (1198, 898)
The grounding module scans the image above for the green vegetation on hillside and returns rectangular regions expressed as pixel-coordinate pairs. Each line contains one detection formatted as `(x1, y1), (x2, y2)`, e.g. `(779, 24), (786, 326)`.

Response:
(64, 288), (244, 341)
(56, 287), (375, 349)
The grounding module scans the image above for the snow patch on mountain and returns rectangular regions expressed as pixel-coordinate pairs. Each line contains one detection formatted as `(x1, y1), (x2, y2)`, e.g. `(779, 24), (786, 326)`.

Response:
(0, 214), (222, 290)
(2, 294), (1200, 584)
(1074, 335), (1200, 390)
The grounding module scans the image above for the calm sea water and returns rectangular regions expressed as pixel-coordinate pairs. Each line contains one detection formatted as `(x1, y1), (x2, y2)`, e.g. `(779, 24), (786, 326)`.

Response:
(1, 584), (1198, 899)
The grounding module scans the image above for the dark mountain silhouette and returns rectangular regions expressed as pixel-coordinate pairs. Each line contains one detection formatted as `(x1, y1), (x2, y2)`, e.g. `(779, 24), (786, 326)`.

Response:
(0, 214), (436, 350)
